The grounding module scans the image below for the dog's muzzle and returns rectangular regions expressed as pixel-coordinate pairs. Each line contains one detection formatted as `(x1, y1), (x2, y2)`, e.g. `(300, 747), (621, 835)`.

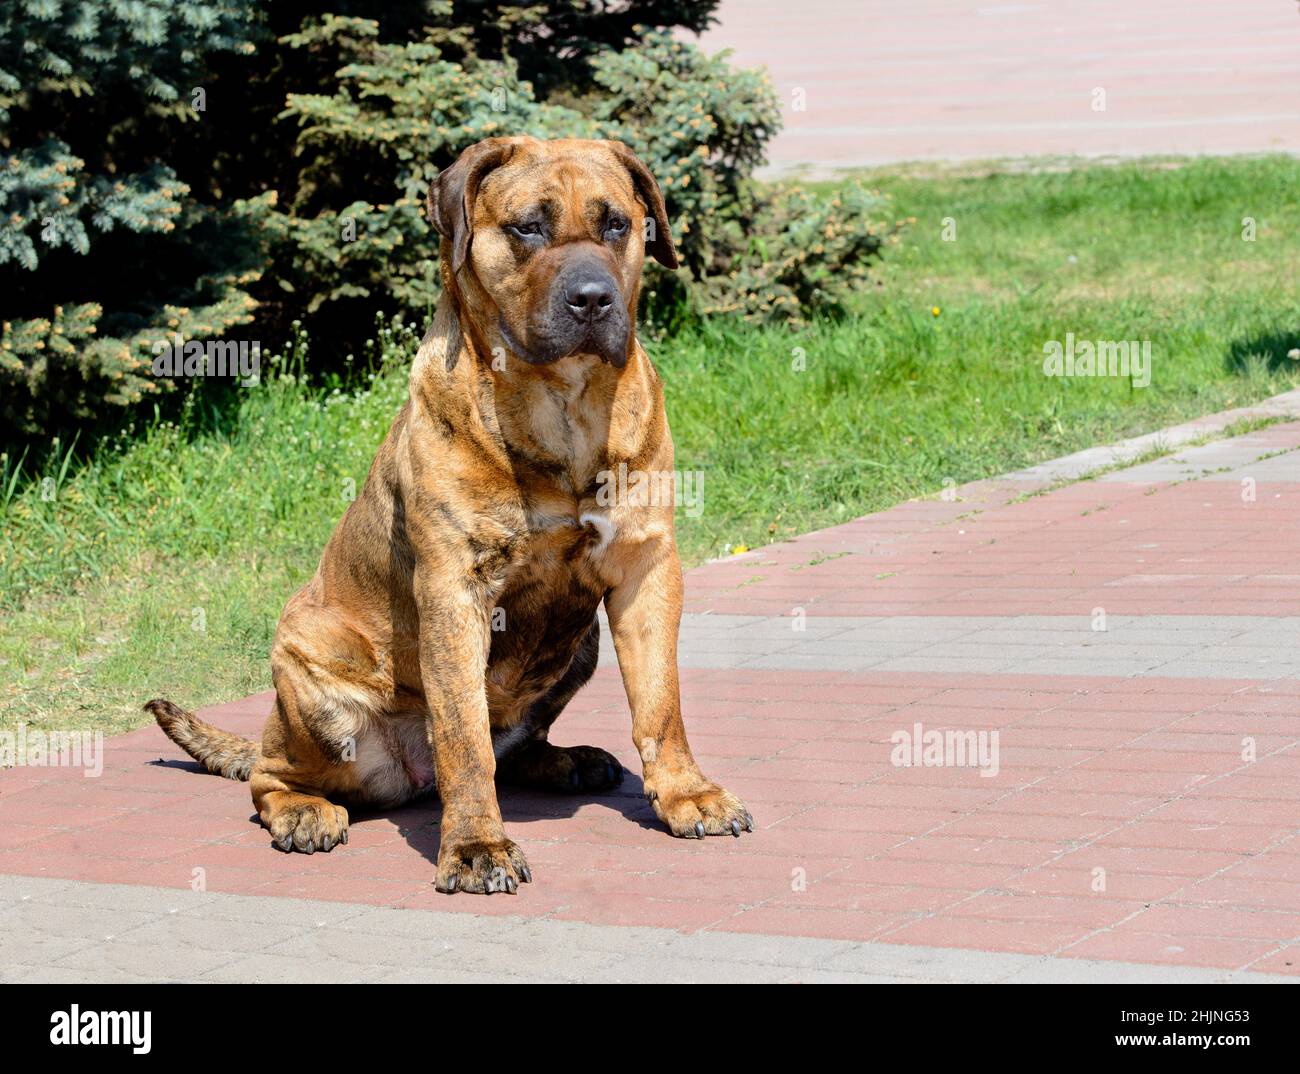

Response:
(515, 253), (630, 368)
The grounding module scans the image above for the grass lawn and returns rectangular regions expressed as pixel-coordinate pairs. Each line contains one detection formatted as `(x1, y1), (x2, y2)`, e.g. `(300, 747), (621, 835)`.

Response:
(3, 154), (1299, 736)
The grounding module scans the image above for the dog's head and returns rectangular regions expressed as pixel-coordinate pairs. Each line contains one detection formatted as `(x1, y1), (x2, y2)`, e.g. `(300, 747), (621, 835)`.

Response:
(428, 137), (677, 369)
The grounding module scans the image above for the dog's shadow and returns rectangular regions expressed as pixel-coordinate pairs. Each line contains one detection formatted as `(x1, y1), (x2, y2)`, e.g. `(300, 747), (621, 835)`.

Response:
(1225, 328), (1300, 375)
(384, 775), (664, 864)
(149, 758), (208, 774)
(207, 769), (664, 864)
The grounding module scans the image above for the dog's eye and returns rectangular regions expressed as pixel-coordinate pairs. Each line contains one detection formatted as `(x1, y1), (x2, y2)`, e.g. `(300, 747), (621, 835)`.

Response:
(507, 221), (544, 240)
(603, 216), (629, 240)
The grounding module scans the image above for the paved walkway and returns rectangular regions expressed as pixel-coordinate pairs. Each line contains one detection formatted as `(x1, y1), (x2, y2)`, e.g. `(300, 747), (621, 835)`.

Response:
(3, 390), (1300, 982)
(1, 875), (1283, 984)
(695, 0), (1300, 172)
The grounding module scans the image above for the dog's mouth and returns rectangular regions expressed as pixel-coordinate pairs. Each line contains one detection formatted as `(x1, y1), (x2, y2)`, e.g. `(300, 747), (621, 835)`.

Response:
(499, 317), (627, 368)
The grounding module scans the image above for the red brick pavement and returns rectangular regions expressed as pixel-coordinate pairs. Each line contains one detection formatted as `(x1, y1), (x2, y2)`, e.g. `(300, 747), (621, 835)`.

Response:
(685, 419), (1300, 617)
(695, 0), (1300, 170)
(2, 669), (1299, 968)
(2, 416), (1299, 975)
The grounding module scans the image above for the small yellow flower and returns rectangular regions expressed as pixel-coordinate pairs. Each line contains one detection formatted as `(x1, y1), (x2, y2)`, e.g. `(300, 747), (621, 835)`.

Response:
(731, 544), (749, 555)
(931, 306), (941, 317)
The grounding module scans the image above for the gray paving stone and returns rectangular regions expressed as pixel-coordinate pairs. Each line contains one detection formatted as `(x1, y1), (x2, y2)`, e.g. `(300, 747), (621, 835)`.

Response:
(592, 954), (793, 983)
(670, 613), (772, 630)
(1226, 453), (1300, 481)
(834, 618), (990, 639)
(1006, 659), (1162, 677)
(0, 875), (74, 900)
(959, 629), (1087, 646)
(432, 937), (621, 982)
(674, 636), (792, 657)
(11, 965), (163, 984)
(671, 927), (855, 968)
(332, 903), (505, 941)
(262, 924), (469, 968)
(50, 937), (239, 979)
(1005, 391), (1300, 486)
(115, 912), (312, 955)
(488, 916), (673, 955)
(1103, 443), (1300, 485)
(1002, 958), (1245, 984)
(662, 613), (1300, 680)
(170, 889), (371, 929)
(1198, 646), (1300, 663)
(197, 952), (387, 984)
(716, 620), (857, 642)
(875, 656), (1024, 674)
(1224, 628), (1300, 646)
(1152, 659), (1300, 680)
(3, 899), (158, 938)
(784, 969), (922, 983)
(0, 931), (100, 966)
(35, 881), (217, 915)
(823, 942), (1039, 982)
(0, 875), (1274, 983)
(787, 638), (927, 658)
(1070, 642), (1223, 659)
(368, 964), (528, 983)
(740, 653), (888, 672)
(904, 642), (1060, 661)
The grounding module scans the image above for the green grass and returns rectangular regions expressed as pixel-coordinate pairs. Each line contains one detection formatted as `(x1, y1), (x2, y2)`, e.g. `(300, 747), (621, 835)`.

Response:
(3, 154), (1299, 735)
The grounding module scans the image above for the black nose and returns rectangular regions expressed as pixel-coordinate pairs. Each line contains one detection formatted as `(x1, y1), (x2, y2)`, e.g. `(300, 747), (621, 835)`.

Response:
(564, 277), (615, 321)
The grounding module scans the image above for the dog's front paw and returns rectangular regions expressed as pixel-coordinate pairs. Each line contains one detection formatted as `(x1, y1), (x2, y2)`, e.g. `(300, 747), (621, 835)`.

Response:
(646, 778), (753, 839)
(434, 837), (532, 894)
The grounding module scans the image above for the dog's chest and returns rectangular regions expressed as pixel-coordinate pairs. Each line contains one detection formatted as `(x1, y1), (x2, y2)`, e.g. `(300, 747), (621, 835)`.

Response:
(478, 359), (659, 719)
(498, 501), (619, 616)
(482, 515), (608, 723)
(528, 500), (616, 557)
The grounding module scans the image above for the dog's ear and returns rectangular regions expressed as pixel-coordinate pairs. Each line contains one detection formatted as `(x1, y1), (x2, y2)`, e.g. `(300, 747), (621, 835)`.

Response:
(428, 138), (515, 276)
(607, 141), (679, 270)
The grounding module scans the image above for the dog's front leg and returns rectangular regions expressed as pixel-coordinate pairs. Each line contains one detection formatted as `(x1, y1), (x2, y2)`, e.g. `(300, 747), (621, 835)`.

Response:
(417, 576), (530, 894)
(606, 541), (753, 839)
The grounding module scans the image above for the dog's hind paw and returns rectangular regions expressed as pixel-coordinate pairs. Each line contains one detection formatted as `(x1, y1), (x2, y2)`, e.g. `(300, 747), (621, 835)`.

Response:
(264, 795), (350, 854)
(498, 741), (624, 793)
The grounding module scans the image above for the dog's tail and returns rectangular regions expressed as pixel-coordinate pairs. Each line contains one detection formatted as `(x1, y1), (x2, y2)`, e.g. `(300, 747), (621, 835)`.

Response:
(145, 698), (259, 781)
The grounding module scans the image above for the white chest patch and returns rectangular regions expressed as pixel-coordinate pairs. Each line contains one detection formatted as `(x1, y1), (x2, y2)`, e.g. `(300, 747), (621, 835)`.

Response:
(579, 511), (615, 553)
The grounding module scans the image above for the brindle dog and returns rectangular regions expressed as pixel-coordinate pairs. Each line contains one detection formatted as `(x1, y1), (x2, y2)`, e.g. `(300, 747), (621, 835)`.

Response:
(147, 137), (752, 894)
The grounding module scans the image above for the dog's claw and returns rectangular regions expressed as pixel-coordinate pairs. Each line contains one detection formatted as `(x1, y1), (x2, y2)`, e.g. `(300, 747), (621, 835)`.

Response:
(278, 835), (293, 852)
(730, 820), (741, 837)
(520, 864), (533, 884)
(745, 812), (754, 831)
(340, 829), (348, 845)
(321, 835), (333, 852)
(694, 821), (705, 839)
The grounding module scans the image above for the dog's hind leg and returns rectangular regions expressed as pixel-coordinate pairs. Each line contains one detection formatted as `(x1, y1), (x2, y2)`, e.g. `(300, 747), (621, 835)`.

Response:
(248, 637), (378, 854)
(496, 619), (624, 793)
(249, 691), (353, 854)
(255, 787), (350, 854)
